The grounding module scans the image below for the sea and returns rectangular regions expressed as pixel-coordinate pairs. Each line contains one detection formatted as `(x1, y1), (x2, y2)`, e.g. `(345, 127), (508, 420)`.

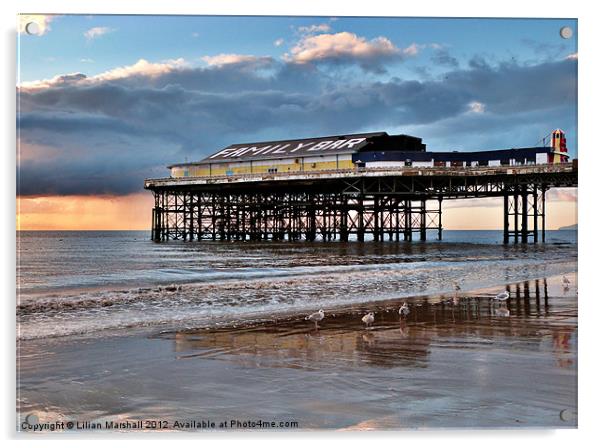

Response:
(16, 230), (577, 341)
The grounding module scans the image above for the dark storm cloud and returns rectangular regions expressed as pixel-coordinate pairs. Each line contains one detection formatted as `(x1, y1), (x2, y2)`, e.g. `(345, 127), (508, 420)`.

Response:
(17, 57), (576, 196)
(443, 57), (576, 115)
(431, 49), (459, 68)
(521, 38), (568, 61)
(407, 105), (576, 152)
(18, 112), (143, 135)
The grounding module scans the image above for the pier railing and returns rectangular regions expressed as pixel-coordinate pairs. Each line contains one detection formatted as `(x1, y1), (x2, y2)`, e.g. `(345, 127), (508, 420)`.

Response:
(145, 162), (576, 188)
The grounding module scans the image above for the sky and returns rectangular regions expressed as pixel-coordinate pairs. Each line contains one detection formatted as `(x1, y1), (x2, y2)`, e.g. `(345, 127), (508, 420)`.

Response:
(16, 14), (578, 230)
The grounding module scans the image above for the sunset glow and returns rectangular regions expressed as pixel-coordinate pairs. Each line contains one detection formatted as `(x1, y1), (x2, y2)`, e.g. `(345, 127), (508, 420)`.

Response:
(16, 192), (576, 231)
(17, 16), (577, 231)
(17, 194), (154, 231)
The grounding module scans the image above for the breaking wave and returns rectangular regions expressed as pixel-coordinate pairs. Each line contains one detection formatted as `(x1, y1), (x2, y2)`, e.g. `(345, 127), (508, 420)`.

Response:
(17, 254), (576, 340)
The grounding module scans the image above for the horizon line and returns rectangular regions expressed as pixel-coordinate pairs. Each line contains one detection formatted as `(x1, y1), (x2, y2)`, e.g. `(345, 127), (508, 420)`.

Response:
(16, 227), (576, 232)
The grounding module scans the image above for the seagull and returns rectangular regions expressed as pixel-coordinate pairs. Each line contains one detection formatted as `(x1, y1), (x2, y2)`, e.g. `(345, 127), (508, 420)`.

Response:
(399, 320), (408, 337)
(453, 282), (461, 292)
(361, 312), (375, 327)
(562, 276), (570, 286)
(305, 309), (325, 329)
(494, 291), (510, 301)
(399, 302), (410, 317)
(495, 307), (510, 317)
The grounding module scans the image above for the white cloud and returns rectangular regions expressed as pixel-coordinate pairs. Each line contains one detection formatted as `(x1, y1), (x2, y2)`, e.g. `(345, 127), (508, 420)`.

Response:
(202, 54), (273, 69)
(273, 38), (285, 47)
(468, 101), (486, 114)
(19, 73), (87, 90)
(18, 14), (57, 36)
(286, 31), (400, 65)
(298, 23), (331, 34)
(91, 58), (187, 81)
(402, 42), (441, 57)
(18, 58), (187, 90)
(80, 58), (95, 63)
(402, 43), (420, 57)
(84, 26), (115, 41)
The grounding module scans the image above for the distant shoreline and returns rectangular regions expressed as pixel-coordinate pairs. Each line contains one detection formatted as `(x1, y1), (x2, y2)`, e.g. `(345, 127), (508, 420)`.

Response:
(557, 224), (578, 231)
(16, 228), (578, 232)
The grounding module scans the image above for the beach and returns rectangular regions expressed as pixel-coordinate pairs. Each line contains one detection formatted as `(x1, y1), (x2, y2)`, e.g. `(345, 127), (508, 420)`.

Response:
(17, 255), (577, 431)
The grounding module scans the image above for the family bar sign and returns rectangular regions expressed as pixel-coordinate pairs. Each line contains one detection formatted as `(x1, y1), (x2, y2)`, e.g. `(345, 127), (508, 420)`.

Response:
(208, 138), (368, 161)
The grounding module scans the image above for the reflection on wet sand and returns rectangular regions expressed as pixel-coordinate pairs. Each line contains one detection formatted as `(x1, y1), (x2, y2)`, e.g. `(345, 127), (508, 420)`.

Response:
(17, 274), (576, 430)
(167, 277), (576, 374)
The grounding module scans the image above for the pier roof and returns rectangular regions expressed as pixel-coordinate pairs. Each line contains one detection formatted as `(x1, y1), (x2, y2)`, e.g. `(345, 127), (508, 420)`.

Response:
(187, 132), (425, 165)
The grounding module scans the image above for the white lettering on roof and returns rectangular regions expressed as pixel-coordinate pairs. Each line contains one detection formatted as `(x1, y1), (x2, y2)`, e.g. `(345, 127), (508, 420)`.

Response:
(209, 147), (237, 159)
(249, 146), (270, 156)
(342, 138), (366, 149)
(289, 141), (316, 153)
(209, 137), (368, 159)
(229, 146), (250, 157)
(326, 139), (350, 150)
(271, 144), (290, 154)
(253, 145), (275, 156)
(307, 141), (334, 151)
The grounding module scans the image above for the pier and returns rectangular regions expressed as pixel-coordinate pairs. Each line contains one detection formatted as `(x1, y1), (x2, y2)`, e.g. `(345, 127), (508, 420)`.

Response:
(144, 162), (577, 244)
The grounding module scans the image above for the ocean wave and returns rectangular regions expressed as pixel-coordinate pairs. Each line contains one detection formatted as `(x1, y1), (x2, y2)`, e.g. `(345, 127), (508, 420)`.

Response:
(16, 257), (576, 340)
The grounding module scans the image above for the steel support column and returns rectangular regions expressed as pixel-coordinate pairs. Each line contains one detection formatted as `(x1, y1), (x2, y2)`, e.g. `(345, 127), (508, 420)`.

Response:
(503, 191), (509, 244)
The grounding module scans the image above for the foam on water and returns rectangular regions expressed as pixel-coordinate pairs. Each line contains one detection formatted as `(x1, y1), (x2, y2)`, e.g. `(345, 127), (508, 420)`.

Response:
(16, 230), (577, 340)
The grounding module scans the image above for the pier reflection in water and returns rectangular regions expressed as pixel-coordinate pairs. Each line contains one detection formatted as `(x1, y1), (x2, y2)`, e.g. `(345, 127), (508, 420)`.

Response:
(16, 275), (576, 429)
(166, 276), (575, 373)
(150, 275), (576, 428)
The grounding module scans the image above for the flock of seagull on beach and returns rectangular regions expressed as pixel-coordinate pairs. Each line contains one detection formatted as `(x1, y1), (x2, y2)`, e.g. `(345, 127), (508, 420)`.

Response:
(304, 276), (572, 329)
(304, 302), (410, 329)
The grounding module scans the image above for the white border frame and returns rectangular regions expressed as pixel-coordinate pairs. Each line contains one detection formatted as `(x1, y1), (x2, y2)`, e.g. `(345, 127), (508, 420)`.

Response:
(4, 1), (599, 446)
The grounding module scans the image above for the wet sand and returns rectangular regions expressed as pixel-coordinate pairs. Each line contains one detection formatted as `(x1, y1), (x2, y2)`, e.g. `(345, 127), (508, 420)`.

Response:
(17, 273), (577, 431)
